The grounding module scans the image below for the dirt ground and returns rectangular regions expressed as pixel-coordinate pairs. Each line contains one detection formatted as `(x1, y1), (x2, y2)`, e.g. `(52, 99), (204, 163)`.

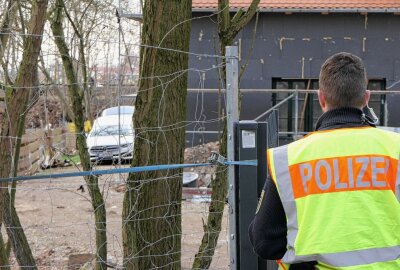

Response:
(9, 166), (229, 269)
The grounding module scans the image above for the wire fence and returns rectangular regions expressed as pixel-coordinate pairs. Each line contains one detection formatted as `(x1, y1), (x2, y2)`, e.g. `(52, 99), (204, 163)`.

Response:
(8, 173), (229, 269)
(5, 1), (400, 269)
(0, 1), (239, 269)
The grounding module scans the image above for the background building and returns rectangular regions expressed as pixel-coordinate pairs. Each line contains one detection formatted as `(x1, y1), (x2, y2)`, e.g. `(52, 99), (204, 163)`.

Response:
(186, 0), (400, 144)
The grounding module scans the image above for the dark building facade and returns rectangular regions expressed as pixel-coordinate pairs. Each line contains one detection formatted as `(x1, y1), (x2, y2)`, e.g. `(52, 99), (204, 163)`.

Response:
(186, 10), (400, 144)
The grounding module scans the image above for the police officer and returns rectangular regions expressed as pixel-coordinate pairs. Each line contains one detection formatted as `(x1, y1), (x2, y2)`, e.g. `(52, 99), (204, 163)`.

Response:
(249, 52), (400, 269)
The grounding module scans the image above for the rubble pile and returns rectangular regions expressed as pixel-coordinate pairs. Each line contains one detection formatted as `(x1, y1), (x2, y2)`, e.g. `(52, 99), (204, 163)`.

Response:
(26, 96), (64, 128)
(184, 141), (219, 187)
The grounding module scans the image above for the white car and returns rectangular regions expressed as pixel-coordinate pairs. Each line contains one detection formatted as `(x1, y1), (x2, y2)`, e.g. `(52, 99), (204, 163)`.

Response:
(101, 106), (135, 117)
(87, 115), (134, 162)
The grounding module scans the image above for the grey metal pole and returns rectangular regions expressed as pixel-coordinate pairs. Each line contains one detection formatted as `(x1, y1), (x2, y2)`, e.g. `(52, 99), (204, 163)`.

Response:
(117, 3), (122, 168)
(226, 46), (239, 270)
(253, 93), (295, 121)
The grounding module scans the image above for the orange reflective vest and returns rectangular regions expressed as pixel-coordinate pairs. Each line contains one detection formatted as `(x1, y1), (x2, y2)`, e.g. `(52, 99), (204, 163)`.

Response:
(267, 127), (400, 269)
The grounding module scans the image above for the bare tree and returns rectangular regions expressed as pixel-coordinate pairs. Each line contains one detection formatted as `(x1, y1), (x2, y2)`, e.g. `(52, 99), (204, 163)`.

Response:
(0, 0), (49, 268)
(192, 0), (260, 268)
(49, 0), (107, 269)
(38, 52), (76, 121)
(1, 1), (24, 263)
(121, 1), (192, 269)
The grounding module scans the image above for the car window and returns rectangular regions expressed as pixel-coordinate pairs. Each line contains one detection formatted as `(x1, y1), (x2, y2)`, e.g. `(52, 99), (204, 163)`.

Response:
(91, 126), (133, 136)
(102, 107), (134, 116)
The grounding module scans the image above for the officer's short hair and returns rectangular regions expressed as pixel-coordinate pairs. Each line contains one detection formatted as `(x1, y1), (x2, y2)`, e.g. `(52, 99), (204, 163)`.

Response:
(319, 52), (367, 108)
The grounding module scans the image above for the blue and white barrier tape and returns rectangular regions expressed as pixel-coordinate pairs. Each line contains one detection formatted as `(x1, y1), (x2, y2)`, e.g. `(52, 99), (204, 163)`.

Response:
(0, 159), (257, 183)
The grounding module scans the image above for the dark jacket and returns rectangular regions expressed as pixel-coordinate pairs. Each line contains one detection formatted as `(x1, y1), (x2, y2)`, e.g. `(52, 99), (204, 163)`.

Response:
(248, 107), (375, 269)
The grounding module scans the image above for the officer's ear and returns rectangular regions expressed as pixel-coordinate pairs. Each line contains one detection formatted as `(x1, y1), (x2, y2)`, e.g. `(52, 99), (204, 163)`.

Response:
(363, 90), (371, 108)
(318, 89), (328, 112)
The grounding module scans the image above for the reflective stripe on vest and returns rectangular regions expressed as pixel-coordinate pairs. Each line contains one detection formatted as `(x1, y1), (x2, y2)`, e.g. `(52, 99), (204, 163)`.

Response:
(268, 127), (400, 268)
(397, 160), (400, 201)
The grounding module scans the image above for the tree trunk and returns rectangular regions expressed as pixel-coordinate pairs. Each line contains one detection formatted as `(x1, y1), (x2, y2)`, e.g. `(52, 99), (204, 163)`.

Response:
(0, 231), (9, 269)
(192, 0), (259, 268)
(122, 1), (192, 269)
(0, 0), (49, 268)
(0, 2), (19, 264)
(0, 0), (17, 60)
(62, 2), (94, 125)
(50, 1), (107, 269)
(0, 0), (18, 86)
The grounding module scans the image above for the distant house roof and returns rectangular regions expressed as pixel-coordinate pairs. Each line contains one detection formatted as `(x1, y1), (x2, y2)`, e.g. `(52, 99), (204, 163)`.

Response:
(192, 0), (400, 12)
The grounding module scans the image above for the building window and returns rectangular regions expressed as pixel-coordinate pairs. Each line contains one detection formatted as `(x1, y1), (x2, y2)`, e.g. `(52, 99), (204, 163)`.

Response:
(366, 79), (386, 125)
(272, 79), (320, 134)
(272, 78), (386, 135)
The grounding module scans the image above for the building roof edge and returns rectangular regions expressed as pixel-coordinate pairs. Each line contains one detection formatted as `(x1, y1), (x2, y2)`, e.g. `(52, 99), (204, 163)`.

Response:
(192, 8), (400, 13)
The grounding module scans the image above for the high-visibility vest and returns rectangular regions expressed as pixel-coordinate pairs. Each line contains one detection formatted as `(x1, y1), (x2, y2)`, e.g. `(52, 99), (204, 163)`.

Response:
(267, 126), (400, 269)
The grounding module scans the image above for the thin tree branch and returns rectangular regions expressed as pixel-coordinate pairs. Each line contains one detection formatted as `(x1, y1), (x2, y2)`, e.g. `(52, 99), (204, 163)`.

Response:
(239, 11), (259, 81)
(227, 0), (260, 41)
(61, 1), (82, 40)
(78, 0), (96, 26)
(16, 0), (26, 44)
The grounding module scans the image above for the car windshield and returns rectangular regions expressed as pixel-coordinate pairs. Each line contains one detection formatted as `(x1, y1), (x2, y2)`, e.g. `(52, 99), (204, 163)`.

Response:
(90, 126), (133, 137)
(102, 107), (134, 116)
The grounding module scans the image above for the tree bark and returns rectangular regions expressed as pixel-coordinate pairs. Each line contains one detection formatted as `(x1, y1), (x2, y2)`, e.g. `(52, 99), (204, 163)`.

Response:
(0, 0), (49, 269)
(0, 0), (17, 60)
(0, 0), (18, 87)
(50, 1), (107, 269)
(62, 3), (93, 125)
(192, 1), (259, 268)
(122, 1), (192, 269)
(1, 1), (22, 265)
(0, 231), (9, 270)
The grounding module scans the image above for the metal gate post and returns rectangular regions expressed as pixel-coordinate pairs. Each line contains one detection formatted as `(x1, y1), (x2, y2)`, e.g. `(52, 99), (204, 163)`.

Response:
(236, 121), (265, 270)
(236, 120), (279, 270)
(226, 46), (239, 270)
